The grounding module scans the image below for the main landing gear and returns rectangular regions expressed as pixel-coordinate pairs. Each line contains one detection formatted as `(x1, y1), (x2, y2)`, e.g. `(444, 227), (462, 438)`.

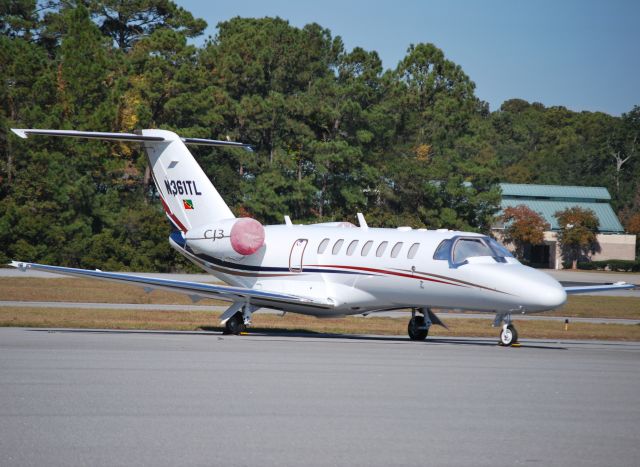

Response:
(222, 303), (255, 335)
(408, 311), (430, 341)
(407, 307), (447, 341)
(494, 313), (518, 346)
(224, 312), (246, 335)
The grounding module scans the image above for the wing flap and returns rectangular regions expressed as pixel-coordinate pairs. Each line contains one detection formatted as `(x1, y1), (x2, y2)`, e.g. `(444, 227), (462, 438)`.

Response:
(9, 261), (332, 311)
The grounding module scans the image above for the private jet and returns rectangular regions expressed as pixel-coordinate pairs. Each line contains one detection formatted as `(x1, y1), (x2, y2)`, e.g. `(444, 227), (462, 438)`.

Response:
(9, 128), (635, 345)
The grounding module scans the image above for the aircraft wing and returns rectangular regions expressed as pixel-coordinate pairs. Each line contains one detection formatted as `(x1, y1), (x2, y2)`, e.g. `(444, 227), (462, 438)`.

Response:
(8, 261), (332, 311)
(564, 282), (637, 294)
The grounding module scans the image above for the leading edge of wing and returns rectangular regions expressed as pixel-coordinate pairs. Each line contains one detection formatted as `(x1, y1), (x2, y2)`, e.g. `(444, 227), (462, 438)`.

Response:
(9, 261), (330, 309)
(563, 282), (637, 294)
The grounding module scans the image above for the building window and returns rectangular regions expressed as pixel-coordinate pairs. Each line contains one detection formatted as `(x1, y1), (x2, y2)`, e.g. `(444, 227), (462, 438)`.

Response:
(332, 239), (344, 255)
(346, 240), (359, 256)
(361, 240), (373, 256)
(391, 242), (403, 258)
(318, 238), (330, 254)
(407, 243), (420, 259)
(376, 241), (389, 257)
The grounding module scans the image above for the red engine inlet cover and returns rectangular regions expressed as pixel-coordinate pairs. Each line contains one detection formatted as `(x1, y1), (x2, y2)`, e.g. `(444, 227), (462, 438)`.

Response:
(230, 218), (265, 255)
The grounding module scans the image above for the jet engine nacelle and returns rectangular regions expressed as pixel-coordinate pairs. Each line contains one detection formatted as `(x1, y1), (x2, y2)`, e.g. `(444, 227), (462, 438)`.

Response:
(185, 217), (265, 258)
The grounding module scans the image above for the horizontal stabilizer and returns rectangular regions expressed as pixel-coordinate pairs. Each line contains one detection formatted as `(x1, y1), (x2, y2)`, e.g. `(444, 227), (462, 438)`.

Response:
(181, 137), (252, 151)
(11, 128), (252, 151)
(11, 128), (163, 142)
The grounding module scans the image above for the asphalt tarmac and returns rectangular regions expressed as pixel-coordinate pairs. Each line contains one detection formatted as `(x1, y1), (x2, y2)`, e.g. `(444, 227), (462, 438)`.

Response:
(0, 328), (638, 467)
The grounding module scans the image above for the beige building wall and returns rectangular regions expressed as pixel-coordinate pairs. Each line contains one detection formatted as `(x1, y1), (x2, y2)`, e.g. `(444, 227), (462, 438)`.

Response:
(544, 232), (636, 269)
(494, 230), (636, 269)
(592, 234), (637, 261)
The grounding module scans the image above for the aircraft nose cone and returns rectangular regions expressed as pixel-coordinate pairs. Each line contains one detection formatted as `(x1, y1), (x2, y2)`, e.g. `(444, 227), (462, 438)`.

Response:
(508, 266), (567, 311)
(536, 282), (567, 309)
(521, 269), (567, 311)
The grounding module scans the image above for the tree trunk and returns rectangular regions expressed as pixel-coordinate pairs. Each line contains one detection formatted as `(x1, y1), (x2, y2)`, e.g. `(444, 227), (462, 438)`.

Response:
(572, 258), (578, 270)
(7, 95), (16, 184)
(143, 164), (151, 203)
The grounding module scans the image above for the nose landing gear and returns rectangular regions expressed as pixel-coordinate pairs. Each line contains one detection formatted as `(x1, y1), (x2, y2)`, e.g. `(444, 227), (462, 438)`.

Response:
(494, 313), (519, 346)
(499, 324), (518, 346)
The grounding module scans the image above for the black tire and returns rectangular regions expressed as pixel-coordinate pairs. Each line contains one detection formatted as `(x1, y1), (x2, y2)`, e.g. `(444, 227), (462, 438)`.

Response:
(408, 316), (429, 341)
(499, 324), (518, 346)
(225, 312), (246, 335)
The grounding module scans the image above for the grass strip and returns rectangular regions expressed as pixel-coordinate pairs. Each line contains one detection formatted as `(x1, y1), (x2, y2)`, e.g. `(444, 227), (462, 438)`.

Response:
(1, 307), (639, 341)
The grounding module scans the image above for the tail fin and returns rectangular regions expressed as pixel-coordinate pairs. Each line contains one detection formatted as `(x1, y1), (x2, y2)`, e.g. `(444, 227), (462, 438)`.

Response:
(11, 128), (251, 232)
(141, 129), (233, 231)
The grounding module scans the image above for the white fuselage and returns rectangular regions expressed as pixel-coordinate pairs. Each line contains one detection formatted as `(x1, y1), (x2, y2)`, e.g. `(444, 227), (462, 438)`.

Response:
(171, 223), (567, 317)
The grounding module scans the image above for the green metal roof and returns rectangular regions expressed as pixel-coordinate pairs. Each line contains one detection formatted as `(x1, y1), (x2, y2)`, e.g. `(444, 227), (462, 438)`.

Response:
(500, 199), (624, 233)
(500, 183), (611, 201)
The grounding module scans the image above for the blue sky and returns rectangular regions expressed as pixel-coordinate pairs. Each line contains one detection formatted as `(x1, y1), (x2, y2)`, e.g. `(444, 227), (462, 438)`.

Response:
(177, 0), (639, 116)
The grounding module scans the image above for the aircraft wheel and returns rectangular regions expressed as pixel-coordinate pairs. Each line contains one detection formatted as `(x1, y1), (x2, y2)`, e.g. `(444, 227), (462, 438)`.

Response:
(499, 324), (518, 346)
(224, 312), (246, 335)
(408, 316), (429, 341)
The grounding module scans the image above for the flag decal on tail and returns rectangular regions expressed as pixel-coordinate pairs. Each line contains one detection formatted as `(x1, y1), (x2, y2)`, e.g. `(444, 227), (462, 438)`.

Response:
(183, 199), (194, 210)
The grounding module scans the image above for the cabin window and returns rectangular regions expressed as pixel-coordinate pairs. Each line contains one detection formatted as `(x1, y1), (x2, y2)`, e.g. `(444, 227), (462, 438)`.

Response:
(346, 240), (359, 256)
(453, 238), (493, 263)
(390, 242), (403, 258)
(318, 238), (330, 254)
(376, 241), (389, 257)
(407, 243), (420, 259)
(361, 240), (373, 256)
(433, 240), (451, 260)
(332, 239), (344, 255)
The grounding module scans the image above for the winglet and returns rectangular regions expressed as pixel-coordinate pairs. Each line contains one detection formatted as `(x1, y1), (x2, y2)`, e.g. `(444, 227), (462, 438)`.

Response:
(9, 260), (29, 271)
(357, 213), (368, 229)
(11, 129), (28, 139)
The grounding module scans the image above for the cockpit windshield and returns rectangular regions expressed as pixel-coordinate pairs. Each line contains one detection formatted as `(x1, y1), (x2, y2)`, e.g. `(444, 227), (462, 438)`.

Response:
(485, 237), (514, 258)
(433, 236), (514, 266)
(453, 238), (494, 263)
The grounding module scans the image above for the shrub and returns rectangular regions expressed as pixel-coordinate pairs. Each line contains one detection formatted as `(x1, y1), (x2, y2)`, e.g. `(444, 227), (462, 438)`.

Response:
(577, 260), (640, 272)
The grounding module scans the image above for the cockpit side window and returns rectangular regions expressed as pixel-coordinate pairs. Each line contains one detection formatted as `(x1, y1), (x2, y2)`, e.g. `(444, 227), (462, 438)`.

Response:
(433, 240), (452, 260)
(486, 238), (514, 258)
(453, 238), (494, 263)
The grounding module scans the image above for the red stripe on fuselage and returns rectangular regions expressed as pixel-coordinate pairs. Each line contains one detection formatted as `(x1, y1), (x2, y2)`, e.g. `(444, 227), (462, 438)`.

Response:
(307, 264), (464, 287)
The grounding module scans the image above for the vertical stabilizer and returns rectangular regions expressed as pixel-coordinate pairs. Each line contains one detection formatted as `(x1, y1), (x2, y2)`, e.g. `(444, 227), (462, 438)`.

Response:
(141, 129), (234, 232)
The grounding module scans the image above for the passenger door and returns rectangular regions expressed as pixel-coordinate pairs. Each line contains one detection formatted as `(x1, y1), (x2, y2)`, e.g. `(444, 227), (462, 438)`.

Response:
(289, 239), (308, 273)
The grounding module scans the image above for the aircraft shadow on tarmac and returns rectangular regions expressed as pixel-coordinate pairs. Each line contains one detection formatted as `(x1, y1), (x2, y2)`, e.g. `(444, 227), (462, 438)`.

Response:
(29, 328), (568, 350)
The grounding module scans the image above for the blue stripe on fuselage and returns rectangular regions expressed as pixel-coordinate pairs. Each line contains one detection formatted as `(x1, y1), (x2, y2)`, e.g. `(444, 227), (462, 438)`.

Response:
(170, 230), (186, 248)
(177, 243), (368, 276)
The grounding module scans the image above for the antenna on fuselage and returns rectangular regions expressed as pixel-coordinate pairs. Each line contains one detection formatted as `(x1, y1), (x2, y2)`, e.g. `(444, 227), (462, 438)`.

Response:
(357, 213), (368, 229)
